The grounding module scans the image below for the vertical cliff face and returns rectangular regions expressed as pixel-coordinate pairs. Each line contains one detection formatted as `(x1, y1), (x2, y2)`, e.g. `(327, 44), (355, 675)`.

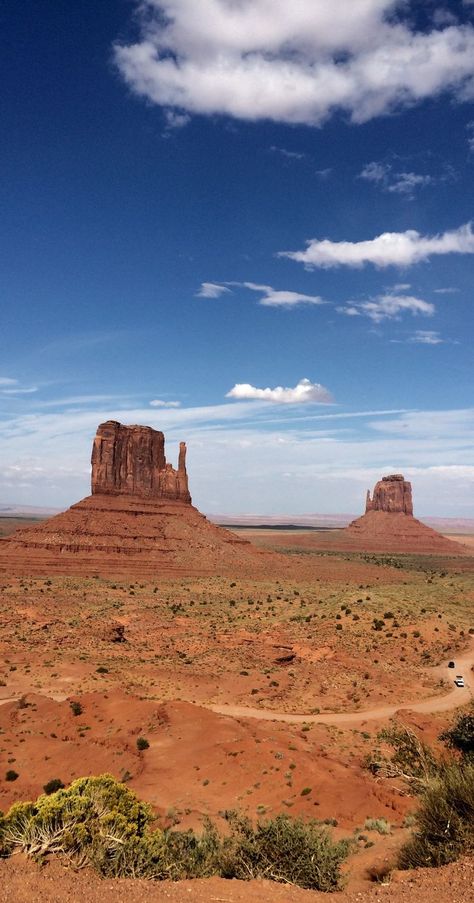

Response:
(91, 421), (191, 503)
(365, 474), (413, 515)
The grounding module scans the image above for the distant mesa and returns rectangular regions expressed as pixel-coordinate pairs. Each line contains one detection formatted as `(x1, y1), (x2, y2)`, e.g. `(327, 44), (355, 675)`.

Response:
(0, 421), (276, 578)
(344, 473), (466, 555)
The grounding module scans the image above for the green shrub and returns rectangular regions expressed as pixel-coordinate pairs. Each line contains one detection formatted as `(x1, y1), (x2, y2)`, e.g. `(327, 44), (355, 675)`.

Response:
(440, 711), (474, 760)
(364, 817), (391, 835)
(0, 776), (349, 890)
(69, 701), (83, 717)
(5, 771), (19, 782)
(43, 779), (65, 795)
(398, 763), (474, 869)
(136, 737), (150, 751)
(2, 774), (154, 864)
(219, 812), (349, 891)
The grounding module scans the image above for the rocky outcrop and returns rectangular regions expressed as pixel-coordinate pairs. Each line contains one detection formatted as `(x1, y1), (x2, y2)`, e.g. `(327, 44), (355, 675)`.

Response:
(365, 474), (413, 516)
(91, 421), (191, 503)
(0, 421), (286, 578)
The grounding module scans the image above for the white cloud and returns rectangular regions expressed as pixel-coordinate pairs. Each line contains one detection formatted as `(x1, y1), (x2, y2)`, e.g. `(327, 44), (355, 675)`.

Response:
(115, 2), (474, 127)
(196, 282), (232, 298)
(338, 293), (434, 323)
(359, 161), (433, 196)
(408, 330), (444, 345)
(467, 120), (474, 152)
(281, 222), (474, 269)
(149, 399), (181, 408)
(164, 109), (191, 129)
(0, 377), (38, 396)
(198, 281), (325, 308)
(270, 146), (305, 160)
(242, 282), (324, 308)
(226, 378), (333, 404)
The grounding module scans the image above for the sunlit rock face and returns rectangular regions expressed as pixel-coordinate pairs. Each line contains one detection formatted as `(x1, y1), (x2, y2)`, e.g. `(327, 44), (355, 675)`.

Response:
(365, 474), (413, 516)
(91, 421), (191, 503)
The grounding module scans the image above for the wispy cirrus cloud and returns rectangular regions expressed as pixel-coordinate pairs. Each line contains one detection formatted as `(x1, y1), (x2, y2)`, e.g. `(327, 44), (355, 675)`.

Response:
(149, 399), (181, 408)
(115, 2), (474, 127)
(197, 281), (325, 308)
(281, 223), (474, 269)
(338, 293), (434, 323)
(1, 403), (473, 515)
(226, 378), (333, 404)
(270, 146), (305, 161)
(0, 377), (38, 396)
(408, 330), (445, 345)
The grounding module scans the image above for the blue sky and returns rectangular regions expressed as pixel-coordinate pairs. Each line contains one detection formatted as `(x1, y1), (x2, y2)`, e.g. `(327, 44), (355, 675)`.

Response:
(1, 0), (473, 515)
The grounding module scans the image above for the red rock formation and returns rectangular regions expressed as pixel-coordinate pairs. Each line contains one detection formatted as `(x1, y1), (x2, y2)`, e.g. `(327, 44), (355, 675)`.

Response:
(365, 474), (413, 516)
(91, 421), (191, 503)
(0, 421), (287, 578)
(337, 473), (466, 554)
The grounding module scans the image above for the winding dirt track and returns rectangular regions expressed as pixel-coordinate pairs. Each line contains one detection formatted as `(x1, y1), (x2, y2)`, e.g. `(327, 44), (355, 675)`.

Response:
(0, 642), (472, 726)
(207, 641), (474, 725)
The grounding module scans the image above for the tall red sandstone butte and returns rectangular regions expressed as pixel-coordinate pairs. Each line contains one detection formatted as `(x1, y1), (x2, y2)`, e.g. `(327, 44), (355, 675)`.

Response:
(91, 421), (191, 503)
(0, 421), (284, 578)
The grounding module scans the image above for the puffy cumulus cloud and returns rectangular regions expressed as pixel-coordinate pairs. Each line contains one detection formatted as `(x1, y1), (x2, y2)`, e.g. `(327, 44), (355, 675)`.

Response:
(281, 223), (474, 269)
(115, 1), (474, 127)
(196, 282), (232, 298)
(226, 378), (333, 404)
(338, 293), (434, 323)
(149, 398), (181, 408)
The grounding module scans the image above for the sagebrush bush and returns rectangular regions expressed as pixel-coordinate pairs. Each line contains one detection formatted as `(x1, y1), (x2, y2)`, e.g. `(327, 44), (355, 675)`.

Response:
(0, 776), (349, 890)
(219, 812), (349, 891)
(398, 763), (474, 869)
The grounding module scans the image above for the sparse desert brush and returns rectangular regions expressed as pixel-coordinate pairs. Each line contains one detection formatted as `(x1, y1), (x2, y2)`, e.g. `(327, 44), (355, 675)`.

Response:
(364, 817), (391, 835)
(439, 708), (474, 760)
(0, 776), (350, 890)
(219, 811), (349, 891)
(398, 763), (474, 868)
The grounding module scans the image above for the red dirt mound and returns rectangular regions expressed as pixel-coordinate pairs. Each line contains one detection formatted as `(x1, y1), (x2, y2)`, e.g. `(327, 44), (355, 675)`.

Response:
(0, 494), (281, 578)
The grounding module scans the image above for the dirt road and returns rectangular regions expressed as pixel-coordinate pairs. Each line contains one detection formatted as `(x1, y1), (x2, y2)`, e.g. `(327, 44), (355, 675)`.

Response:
(1, 642), (472, 726)
(207, 641), (474, 725)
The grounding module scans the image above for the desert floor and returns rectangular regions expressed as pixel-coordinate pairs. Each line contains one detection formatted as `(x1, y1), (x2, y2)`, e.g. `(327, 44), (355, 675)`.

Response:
(0, 524), (473, 899)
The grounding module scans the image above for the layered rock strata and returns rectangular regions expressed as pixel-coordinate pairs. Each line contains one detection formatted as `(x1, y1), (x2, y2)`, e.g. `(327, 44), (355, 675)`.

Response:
(365, 474), (413, 516)
(344, 473), (465, 554)
(0, 421), (280, 578)
(91, 421), (190, 503)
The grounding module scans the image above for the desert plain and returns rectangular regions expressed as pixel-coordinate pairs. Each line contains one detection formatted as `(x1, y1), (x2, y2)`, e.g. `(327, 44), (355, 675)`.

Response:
(0, 515), (473, 900)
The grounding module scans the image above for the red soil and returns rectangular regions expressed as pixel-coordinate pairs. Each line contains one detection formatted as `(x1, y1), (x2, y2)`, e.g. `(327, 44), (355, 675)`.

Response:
(0, 494), (282, 578)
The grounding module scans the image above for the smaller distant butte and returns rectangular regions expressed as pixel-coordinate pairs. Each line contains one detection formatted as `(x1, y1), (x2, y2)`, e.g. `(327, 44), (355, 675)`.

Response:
(344, 473), (466, 554)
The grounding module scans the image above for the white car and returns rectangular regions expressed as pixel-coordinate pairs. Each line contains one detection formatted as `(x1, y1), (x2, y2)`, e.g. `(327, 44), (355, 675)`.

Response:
(454, 676), (464, 688)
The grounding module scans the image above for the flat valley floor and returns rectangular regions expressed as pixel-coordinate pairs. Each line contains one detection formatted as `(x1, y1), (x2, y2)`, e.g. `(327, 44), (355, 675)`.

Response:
(0, 521), (473, 900)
